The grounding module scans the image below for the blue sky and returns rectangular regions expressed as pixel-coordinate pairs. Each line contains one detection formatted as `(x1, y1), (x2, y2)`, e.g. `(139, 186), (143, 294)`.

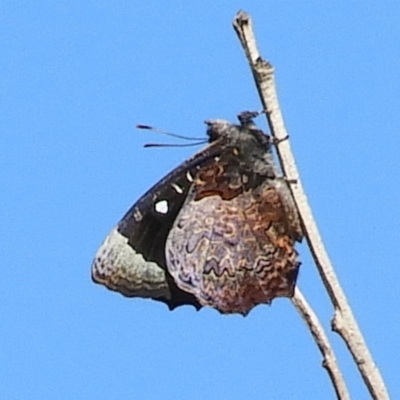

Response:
(1, 2), (399, 399)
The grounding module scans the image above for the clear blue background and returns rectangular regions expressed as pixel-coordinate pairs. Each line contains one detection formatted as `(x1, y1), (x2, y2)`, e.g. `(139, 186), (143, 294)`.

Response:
(1, 2), (399, 399)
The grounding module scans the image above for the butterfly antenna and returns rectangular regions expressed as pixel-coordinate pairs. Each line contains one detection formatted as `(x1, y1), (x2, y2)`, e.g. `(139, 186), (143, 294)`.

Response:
(136, 124), (204, 141)
(144, 141), (207, 148)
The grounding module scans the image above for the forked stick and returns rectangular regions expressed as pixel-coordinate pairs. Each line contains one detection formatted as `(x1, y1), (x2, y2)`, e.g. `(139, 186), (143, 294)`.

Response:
(233, 10), (389, 400)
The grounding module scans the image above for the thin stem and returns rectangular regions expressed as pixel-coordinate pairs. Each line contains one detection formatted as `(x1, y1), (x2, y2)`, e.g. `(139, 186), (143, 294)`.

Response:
(292, 289), (350, 400)
(233, 10), (389, 400)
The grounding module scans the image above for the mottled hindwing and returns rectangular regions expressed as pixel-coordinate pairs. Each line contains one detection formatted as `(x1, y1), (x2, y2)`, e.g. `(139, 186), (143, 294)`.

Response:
(165, 118), (302, 315)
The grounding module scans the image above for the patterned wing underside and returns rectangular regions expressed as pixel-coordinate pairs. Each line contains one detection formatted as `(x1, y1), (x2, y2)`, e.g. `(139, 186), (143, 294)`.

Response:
(165, 161), (301, 315)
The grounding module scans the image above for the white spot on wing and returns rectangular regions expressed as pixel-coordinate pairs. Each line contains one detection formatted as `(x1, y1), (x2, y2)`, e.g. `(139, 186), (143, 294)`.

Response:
(186, 171), (194, 182)
(155, 200), (169, 214)
(133, 208), (143, 222)
(171, 183), (183, 194)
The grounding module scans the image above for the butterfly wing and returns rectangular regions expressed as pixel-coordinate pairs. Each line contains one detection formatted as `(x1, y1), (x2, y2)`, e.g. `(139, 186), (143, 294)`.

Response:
(91, 142), (222, 310)
(165, 122), (302, 315)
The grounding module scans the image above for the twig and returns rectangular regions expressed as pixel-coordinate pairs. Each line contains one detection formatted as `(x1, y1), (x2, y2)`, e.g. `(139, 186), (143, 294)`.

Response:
(292, 289), (350, 400)
(233, 10), (389, 400)
(233, 13), (348, 399)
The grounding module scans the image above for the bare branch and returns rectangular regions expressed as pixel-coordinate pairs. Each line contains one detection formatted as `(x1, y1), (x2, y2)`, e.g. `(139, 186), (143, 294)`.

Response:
(292, 289), (350, 400)
(233, 10), (389, 400)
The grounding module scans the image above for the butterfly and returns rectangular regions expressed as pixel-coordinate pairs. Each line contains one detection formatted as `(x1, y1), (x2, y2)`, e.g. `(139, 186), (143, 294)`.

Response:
(91, 111), (302, 315)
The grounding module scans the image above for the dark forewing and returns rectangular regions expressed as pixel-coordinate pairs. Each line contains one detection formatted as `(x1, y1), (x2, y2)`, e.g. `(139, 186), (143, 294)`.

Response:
(91, 141), (222, 310)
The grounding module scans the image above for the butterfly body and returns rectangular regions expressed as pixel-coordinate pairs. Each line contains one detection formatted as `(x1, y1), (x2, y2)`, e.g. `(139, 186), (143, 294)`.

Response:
(92, 113), (302, 315)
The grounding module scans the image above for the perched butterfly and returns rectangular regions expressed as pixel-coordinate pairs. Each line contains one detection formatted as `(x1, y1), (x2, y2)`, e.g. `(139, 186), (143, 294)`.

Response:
(92, 112), (302, 315)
